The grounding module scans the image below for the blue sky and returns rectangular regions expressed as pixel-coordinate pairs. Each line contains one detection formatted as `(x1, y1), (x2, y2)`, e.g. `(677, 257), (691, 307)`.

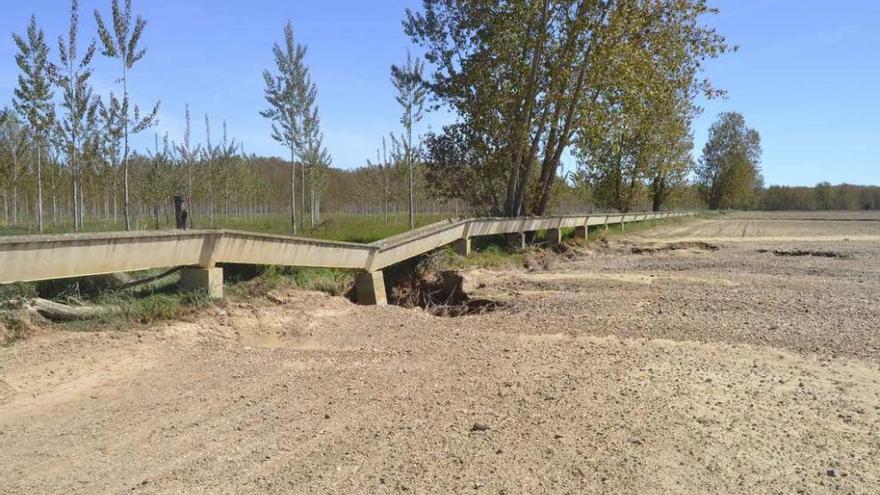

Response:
(1, 0), (878, 186)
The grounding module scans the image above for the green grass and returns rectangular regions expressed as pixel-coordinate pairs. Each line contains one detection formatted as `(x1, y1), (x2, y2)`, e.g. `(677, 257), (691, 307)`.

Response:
(226, 265), (355, 299)
(0, 282), (37, 301)
(0, 212), (454, 243)
(442, 243), (525, 270)
(93, 289), (215, 326)
(0, 272), (214, 342)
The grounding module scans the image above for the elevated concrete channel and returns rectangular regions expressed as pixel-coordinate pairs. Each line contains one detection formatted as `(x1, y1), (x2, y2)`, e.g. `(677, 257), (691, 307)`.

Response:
(0, 211), (693, 304)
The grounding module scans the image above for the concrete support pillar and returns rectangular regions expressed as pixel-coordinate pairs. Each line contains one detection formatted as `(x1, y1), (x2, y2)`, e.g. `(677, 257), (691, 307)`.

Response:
(547, 228), (562, 245)
(355, 271), (387, 306)
(180, 267), (224, 299)
(573, 226), (587, 241)
(454, 237), (472, 257)
(508, 232), (527, 250)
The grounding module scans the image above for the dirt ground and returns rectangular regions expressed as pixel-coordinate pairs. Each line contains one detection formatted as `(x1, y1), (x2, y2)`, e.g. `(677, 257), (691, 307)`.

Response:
(2, 211), (879, 494)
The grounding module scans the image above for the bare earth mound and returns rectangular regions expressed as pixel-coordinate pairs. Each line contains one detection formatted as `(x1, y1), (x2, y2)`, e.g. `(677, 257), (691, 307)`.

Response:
(1, 211), (879, 493)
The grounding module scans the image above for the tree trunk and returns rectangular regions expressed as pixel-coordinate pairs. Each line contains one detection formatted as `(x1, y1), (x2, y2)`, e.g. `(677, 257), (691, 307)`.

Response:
(51, 186), (57, 226)
(29, 298), (122, 321)
(11, 149), (19, 226)
(504, 0), (551, 217)
(112, 172), (118, 223)
(289, 147), (297, 235)
(72, 174), (80, 231)
(651, 174), (666, 212)
(301, 162), (306, 230)
(79, 177), (85, 229)
(122, 64), (132, 231)
(36, 142), (44, 233)
(12, 181), (18, 226)
(407, 127), (414, 230)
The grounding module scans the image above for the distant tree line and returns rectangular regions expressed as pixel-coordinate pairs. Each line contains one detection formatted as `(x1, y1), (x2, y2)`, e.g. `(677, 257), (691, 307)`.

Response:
(759, 183), (880, 211)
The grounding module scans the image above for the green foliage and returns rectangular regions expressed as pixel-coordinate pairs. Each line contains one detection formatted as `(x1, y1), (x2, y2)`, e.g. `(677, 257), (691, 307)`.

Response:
(287, 268), (353, 296)
(12, 16), (55, 137)
(442, 243), (524, 270)
(576, 0), (712, 213)
(219, 212), (451, 242)
(0, 282), (37, 301)
(407, 0), (730, 216)
(224, 264), (353, 300)
(95, 289), (213, 325)
(261, 21), (307, 153)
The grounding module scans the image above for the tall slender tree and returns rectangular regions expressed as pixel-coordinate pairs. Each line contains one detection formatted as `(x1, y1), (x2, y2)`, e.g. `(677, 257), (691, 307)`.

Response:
(261, 20), (307, 235)
(54, 0), (99, 231)
(96, 94), (124, 222)
(174, 104), (200, 227)
(145, 132), (172, 229)
(366, 136), (393, 224)
(296, 63), (318, 228)
(0, 110), (28, 226)
(295, 68), (330, 227)
(391, 51), (426, 230)
(95, 0), (160, 230)
(203, 114), (216, 227)
(13, 15), (55, 233)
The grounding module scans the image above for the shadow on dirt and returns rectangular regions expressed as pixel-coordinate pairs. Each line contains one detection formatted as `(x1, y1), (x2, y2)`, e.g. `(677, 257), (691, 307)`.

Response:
(631, 241), (720, 254)
(757, 249), (850, 259)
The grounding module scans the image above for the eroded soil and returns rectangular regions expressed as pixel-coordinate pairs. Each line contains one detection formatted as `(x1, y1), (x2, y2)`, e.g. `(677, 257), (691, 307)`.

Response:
(2, 211), (880, 494)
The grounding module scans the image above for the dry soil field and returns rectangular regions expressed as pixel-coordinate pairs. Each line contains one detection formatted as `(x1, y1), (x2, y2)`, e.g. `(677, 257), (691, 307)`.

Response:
(1, 211), (879, 494)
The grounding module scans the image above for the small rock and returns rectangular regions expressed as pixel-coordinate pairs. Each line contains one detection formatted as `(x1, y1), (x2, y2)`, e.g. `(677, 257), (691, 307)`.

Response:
(470, 422), (490, 432)
(826, 469), (836, 477)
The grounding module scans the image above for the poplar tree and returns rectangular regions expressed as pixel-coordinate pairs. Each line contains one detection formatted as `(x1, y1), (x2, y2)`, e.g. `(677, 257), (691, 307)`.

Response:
(296, 69), (330, 227)
(303, 114), (330, 226)
(13, 15), (55, 233)
(95, 0), (160, 230)
(146, 132), (172, 229)
(366, 136), (393, 223)
(217, 121), (242, 222)
(261, 20), (307, 235)
(96, 95), (124, 222)
(391, 51), (426, 230)
(174, 104), (200, 227)
(203, 114), (215, 226)
(297, 67), (317, 229)
(0, 110), (28, 226)
(54, 0), (99, 231)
